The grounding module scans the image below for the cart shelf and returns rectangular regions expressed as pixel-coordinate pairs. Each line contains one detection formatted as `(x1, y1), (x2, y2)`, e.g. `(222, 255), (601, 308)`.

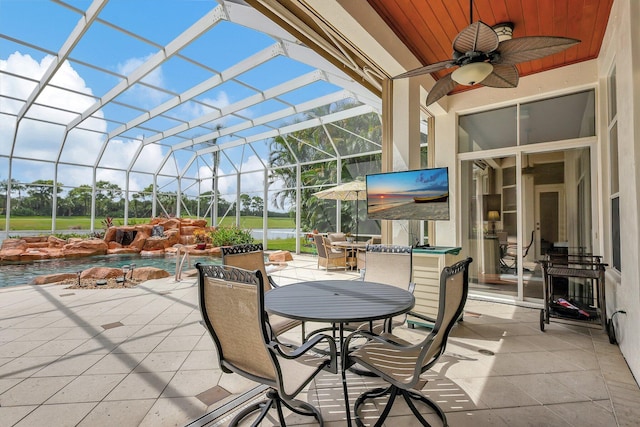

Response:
(538, 254), (608, 334)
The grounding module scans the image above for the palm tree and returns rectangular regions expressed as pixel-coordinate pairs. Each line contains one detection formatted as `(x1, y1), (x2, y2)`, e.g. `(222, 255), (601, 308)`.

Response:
(269, 102), (382, 232)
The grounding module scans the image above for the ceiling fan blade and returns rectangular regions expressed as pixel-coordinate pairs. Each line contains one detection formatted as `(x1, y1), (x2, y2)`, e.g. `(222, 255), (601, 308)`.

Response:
(426, 73), (457, 106)
(453, 21), (499, 54)
(496, 36), (580, 64)
(481, 64), (519, 88)
(393, 60), (454, 79)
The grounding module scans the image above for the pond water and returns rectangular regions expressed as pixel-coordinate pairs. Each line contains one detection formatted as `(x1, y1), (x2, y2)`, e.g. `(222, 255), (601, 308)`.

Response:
(0, 254), (220, 289)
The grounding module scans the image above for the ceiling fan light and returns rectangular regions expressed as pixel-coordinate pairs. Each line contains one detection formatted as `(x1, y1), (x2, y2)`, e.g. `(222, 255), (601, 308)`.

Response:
(451, 62), (494, 86)
(492, 22), (514, 42)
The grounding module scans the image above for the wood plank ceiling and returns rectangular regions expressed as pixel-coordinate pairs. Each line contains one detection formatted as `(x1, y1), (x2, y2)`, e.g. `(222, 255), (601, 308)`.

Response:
(368, 0), (614, 91)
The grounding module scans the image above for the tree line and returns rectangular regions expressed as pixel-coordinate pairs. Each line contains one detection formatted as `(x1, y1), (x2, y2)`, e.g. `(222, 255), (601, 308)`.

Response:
(0, 179), (268, 219)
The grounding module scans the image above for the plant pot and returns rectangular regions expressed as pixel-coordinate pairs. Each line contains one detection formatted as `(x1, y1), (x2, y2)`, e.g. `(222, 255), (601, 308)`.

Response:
(196, 243), (207, 250)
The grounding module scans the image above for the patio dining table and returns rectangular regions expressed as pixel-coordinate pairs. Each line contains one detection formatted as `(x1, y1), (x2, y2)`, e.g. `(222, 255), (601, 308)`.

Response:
(264, 279), (415, 426)
(330, 241), (368, 269)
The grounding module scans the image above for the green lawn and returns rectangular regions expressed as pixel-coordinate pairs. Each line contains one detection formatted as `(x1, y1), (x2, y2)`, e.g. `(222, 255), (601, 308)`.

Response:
(1, 215), (295, 231)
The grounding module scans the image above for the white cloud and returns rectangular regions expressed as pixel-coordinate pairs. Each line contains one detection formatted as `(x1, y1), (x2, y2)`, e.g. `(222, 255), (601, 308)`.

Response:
(0, 52), (167, 193)
(116, 54), (168, 106)
(1, 52), (106, 174)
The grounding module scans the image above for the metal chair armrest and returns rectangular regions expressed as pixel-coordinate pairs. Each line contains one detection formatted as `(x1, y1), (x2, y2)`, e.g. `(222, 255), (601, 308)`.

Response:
(269, 333), (337, 374)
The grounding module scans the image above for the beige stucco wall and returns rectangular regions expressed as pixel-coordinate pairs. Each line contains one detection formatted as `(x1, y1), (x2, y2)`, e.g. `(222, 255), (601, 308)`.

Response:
(597, 0), (640, 382)
(322, 0), (639, 383)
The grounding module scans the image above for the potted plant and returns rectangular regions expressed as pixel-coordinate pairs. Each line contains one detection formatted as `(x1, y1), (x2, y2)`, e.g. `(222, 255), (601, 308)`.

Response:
(193, 229), (208, 250)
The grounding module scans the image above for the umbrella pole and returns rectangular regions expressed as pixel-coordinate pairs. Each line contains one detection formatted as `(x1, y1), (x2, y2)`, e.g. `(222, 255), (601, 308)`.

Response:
(355, 197), (359, 240)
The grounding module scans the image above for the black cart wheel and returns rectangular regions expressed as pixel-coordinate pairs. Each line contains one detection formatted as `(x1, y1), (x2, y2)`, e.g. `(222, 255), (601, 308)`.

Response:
(540, 309), (545, 332)
(607, 319), (616, 344)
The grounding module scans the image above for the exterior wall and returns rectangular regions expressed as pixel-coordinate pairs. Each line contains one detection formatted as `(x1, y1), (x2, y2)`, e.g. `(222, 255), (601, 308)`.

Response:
(322, 0), (639, 383)
(597, 0), (640, 382)
(433, 60), (598, 246)
(431, 0), (639, 382)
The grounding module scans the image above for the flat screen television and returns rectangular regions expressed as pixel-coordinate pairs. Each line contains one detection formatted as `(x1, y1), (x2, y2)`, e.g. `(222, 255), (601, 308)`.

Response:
(366, 167), (450, 220)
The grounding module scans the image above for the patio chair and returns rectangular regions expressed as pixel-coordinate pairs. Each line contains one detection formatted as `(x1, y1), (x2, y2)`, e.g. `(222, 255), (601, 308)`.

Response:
(221, 243), (301, 339)
(341, 257), (473, 427)
(358, 244), (414, 333)
(356, 236), (382, 270)
(196, 263), (337, 427)
(313, 234), (348, 270)
(498, 230), (535, 272)
(221, 243), (281, 290)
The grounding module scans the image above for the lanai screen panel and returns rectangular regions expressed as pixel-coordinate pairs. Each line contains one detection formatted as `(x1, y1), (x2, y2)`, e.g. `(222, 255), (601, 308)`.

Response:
(1, 0), (382, 228)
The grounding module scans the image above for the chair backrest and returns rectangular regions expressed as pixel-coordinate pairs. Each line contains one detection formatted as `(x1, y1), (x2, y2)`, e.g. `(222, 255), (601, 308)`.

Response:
(221, 243), (272, 291)
(196, 264), (278, 384)
(313, 234), (328, 258)
(523, 230), (535, 257)
(496, 231), (508, 246)
(327, 232), (346, 244)
(363, 244), (413, 289)
(418, 257), (472, 372)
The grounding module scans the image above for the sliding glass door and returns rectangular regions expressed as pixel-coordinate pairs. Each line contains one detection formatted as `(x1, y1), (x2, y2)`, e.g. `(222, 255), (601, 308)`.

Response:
(461, 147), (592, 301)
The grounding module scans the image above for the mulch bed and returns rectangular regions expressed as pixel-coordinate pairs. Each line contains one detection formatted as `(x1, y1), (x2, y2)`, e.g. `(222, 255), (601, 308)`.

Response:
(59, 277), (143, 289)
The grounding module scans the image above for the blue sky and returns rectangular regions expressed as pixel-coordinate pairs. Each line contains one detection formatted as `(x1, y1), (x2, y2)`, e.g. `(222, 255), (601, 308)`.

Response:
(0, 0), (356, 208)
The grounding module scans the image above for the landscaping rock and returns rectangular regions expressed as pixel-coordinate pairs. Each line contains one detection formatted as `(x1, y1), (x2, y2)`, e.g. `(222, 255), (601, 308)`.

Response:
(132, 266), (171, 281)
(80, 267), (123, 279)
(269, 250), (293, 262)
(30, 272), (76, 285)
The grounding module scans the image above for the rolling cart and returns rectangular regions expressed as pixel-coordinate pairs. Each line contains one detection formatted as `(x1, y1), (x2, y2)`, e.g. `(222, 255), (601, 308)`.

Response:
(538, 253), (611, 340)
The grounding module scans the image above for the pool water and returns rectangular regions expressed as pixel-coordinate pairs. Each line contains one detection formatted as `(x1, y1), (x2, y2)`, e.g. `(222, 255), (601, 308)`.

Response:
(0, 254), (220, 288)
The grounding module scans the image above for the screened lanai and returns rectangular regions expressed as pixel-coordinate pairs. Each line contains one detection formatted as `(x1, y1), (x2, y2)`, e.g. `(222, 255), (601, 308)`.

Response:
(0, 0), (428, 251)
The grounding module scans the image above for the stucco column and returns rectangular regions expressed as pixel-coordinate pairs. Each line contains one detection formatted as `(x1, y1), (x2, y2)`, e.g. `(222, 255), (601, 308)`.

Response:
(381, 77), (421, 245)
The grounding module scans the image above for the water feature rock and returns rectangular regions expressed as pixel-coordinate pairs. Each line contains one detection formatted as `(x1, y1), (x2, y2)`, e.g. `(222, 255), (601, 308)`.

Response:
(164, 229), (180, 246)
(1, 239), (28, 251)
(180, 225), (199, 236)
(0, 248), (24, 262)
(143, 237), (169, 251)
(22, 236), (48, 244)
(108, 247), (140, 254)
(48, 236), (66, 248)
(63, 239), (108, 258)
(128, 229), (149, 252)
(104, 227), (118, 243)
(19, 250), (51, 261)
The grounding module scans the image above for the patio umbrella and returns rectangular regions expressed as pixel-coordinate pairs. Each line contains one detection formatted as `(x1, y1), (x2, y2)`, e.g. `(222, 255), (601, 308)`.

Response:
(313, 180), (367, 238)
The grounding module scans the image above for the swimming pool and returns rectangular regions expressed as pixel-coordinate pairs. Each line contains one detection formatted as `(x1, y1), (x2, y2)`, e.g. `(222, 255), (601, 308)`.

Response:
(0, 254), (220, 288)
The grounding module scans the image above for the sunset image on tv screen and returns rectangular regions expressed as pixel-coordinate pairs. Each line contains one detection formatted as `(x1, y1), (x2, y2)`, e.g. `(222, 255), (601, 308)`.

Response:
(366, 168), (449, 220)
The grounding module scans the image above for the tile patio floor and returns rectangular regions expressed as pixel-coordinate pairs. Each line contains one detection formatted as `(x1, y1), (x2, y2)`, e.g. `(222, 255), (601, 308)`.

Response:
(1, 254), (638, 426)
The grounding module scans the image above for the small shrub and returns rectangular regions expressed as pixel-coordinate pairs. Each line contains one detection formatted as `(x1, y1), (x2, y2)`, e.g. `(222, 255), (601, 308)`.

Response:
(208, 225), (253, 247)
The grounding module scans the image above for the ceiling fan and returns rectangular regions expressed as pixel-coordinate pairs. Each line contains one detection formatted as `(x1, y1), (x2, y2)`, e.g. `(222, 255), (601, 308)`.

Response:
(394, 0), (580, 106)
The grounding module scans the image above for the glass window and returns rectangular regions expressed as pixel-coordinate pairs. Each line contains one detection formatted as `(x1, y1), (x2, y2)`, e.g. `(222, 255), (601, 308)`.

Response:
(458, 106), (516, 152)
(608, 66), (620, 271)
(520, 90), (595, 145)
